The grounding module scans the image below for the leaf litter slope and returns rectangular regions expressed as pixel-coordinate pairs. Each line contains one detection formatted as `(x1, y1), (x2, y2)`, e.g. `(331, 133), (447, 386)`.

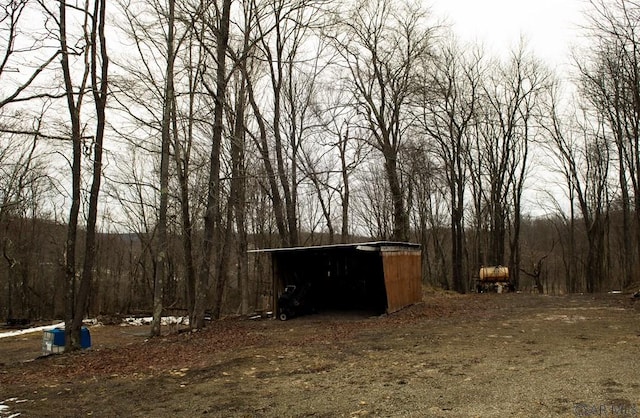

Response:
(1, 292), (639, 417)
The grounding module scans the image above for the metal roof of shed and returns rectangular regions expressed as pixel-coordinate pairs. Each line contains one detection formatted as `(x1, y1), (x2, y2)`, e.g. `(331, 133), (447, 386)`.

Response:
(248, 241), (420, 254)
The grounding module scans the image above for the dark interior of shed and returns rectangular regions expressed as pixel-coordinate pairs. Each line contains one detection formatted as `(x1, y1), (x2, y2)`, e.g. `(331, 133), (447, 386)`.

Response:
(273, 248), (388, 314)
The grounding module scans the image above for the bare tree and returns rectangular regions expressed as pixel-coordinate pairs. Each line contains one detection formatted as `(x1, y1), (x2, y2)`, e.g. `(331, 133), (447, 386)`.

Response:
(520, 239), (556, 294)
(354, 162), (393, 239)
(57, 0), (90, 350)
(472, 42), (549, 289)
(416, 38), (482, 292)
(546, 85), (611, 293)
(48, 0), (109, 350)
(70, 0), (109, 347)
(235, 0), (330, 248)
(114, 0), (205, 333)
(0, 129), (42, 222)
(578, 0), (640, 289)
(309, 84), (370, 244)
(0, 0), (61, 111)
(149, 0), (176, 337)
(0, 124), (54, 320)
(402, 141), (448, 288)
(172, 32), (205, 327)
(110, 147), (159, 312)
(228, 70), (250, 314)
(192, 0), (232, 327)
(329, 0), (436, 241)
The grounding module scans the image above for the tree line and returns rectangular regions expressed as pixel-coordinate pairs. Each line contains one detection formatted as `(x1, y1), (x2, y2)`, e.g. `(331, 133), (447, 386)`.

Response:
(1, 0), (639, 344)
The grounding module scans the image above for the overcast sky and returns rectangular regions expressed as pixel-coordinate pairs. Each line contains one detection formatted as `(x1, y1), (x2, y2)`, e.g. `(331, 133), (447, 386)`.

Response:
(430, 0), (590, 215)
(431, 0), (587, 71)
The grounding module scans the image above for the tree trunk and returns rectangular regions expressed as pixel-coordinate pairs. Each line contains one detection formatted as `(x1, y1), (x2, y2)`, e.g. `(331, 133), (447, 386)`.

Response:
(193, 0), (232, 329)
(451, 206), (464, 293)
(232, 85), (250, 314)
(175, 96), (196, 325)
(175, 36), (200, 325)
(59, 0), (85, 351)
(617, 148), (633, 289)
(243, 73), (289, 245)
(340, 128), (350, 244)
(71, 0), (109, 348)
(151, 0), (175, 337)
(383, 144), (408, 242)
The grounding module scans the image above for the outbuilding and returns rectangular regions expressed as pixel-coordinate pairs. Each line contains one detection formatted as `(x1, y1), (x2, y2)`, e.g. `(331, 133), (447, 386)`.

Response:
(251, 241), (422, 318)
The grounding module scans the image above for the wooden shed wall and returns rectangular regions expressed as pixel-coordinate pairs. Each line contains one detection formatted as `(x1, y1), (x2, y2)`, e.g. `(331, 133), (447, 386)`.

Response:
(382, 251), (422, 313)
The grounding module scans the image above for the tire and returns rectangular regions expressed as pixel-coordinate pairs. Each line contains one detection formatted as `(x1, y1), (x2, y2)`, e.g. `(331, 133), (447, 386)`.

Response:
(279, 312), (288, 321)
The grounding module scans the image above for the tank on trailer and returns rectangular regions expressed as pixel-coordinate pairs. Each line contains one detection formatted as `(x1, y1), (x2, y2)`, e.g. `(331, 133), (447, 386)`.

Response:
(476, 266), (512, 293)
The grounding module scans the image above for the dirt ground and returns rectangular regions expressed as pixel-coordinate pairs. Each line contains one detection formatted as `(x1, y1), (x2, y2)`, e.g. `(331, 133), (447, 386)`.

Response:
(1, 292), (640, 418)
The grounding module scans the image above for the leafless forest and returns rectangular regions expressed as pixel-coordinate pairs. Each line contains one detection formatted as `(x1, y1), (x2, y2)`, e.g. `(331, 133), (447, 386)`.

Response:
(1, 0), (639, 344)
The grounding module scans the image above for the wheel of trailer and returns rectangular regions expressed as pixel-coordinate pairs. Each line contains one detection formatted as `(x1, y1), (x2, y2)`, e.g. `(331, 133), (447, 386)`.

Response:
(279, 312), (288, 321)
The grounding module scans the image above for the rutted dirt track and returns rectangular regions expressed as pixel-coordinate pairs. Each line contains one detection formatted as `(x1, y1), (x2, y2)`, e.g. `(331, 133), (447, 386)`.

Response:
(1, 292), (639, 417)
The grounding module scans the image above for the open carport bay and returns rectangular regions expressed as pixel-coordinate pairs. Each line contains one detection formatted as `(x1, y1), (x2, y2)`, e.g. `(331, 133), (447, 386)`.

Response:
(257, 242), (423, 318)
(272, 247), (388, 313)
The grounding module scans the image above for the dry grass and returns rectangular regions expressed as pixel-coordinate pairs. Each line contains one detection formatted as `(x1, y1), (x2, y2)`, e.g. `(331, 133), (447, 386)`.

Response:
(1, 292), (639, 417)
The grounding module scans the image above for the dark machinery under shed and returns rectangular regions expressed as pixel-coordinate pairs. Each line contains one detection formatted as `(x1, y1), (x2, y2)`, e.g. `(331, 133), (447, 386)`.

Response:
(251, 242), (422, 319)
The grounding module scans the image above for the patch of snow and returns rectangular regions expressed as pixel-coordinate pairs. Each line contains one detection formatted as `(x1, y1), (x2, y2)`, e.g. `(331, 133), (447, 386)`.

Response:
(0, 316), (189, 340)
(121, 316), (189, 327)
(0, 323), (64, 339)
(1, 397), (25, 418)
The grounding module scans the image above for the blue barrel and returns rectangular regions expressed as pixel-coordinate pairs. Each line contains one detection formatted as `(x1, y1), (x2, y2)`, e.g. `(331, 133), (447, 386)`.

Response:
(51, 328), (65, 346)
(50, 327), (92, 348)
(81, 327), (91, 348)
